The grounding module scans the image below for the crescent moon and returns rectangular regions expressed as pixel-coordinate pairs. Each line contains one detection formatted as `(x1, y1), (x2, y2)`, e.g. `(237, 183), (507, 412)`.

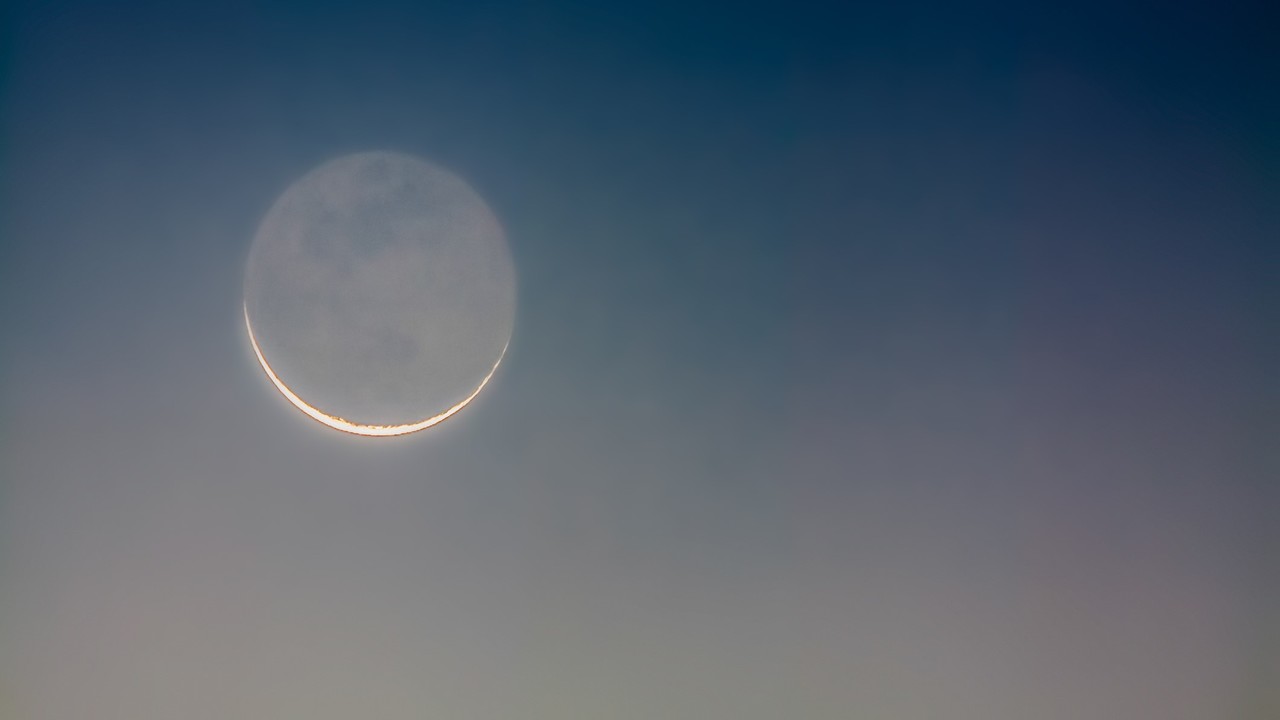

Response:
(244, 304), (506, 437)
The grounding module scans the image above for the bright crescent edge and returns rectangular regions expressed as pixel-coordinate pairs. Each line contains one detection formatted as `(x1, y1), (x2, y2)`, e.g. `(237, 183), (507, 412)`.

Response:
(244, 303), (508, 437)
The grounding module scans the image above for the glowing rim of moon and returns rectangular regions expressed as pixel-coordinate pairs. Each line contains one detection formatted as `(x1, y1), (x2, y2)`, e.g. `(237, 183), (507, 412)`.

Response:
(244, 304), (508, 437)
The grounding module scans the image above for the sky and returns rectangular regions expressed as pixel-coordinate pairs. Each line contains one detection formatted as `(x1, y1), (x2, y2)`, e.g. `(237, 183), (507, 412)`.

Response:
(1, 1), (1275, 718)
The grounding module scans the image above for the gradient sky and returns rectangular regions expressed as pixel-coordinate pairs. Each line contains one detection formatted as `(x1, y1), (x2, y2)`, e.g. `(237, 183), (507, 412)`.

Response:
(1, 1), (1275, 718)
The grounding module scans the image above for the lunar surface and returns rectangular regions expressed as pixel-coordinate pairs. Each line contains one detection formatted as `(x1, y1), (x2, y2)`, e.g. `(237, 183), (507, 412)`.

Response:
(243, 152), (515, 435)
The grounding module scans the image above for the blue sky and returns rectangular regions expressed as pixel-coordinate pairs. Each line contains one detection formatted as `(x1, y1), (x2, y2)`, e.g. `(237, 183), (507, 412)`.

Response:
(1, 1), (1275, 717)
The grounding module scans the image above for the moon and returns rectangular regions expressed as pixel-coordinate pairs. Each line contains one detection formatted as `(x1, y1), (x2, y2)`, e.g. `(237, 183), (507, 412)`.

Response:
(243, 152), (516, 436)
